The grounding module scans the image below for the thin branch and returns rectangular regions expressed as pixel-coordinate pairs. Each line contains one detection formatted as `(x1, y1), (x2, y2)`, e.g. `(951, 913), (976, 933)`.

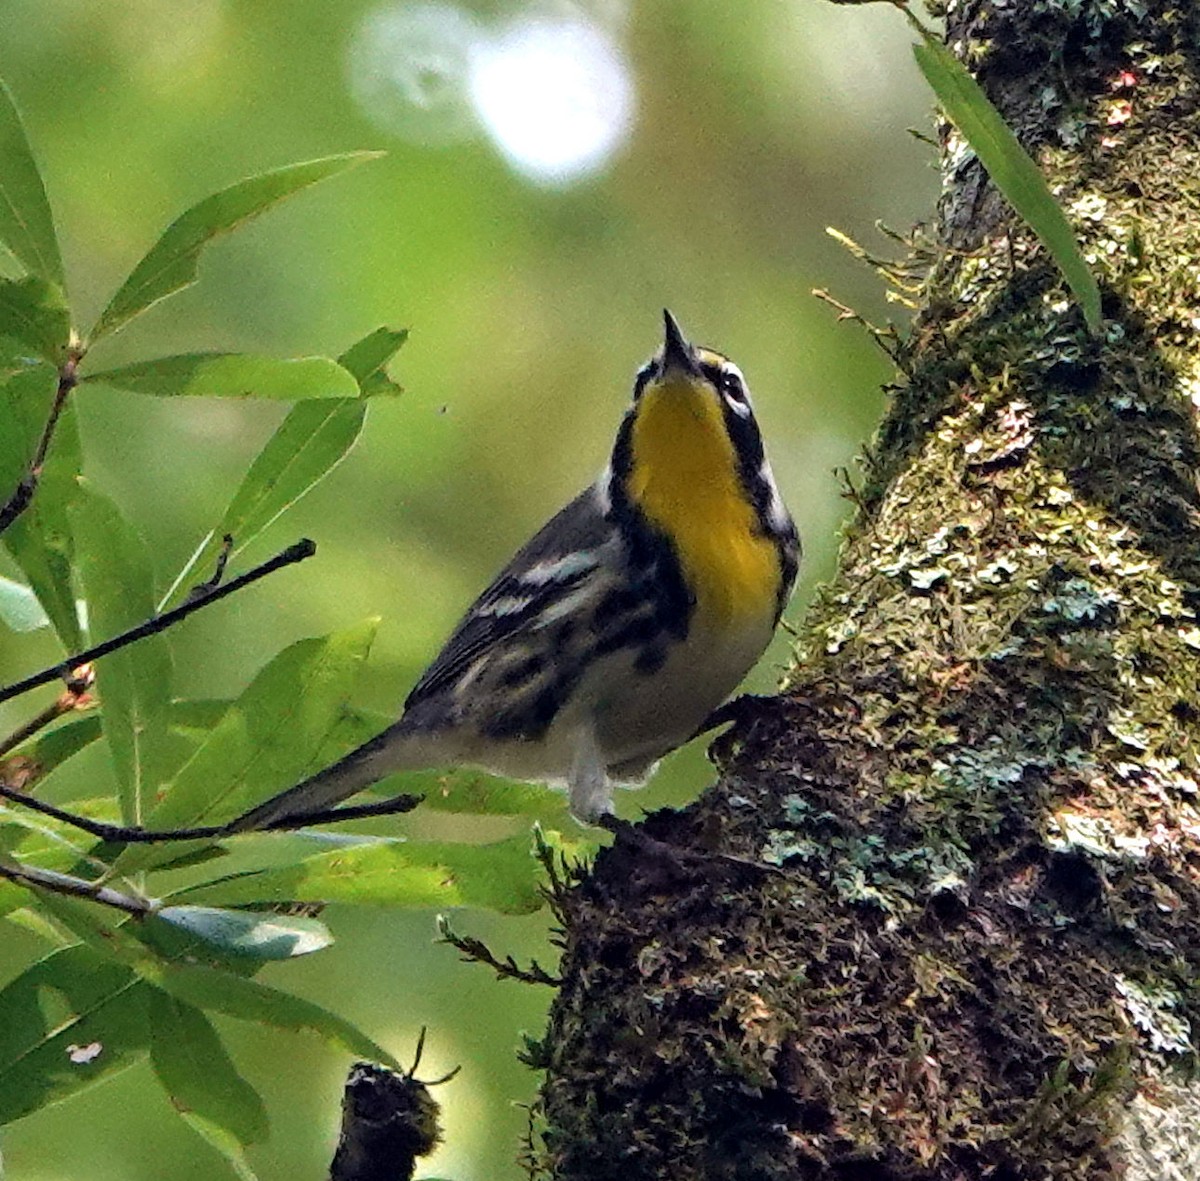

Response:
(0, 783), (423, 843)
(0, 857), (156, 917)
(0, 537), (317, 707)
(0, 665), (94, 760)
(0, 352), (80, 538)
(811, 287), (909, 371)
(183, 532), (233, 602)
(437, 915), (561, 987)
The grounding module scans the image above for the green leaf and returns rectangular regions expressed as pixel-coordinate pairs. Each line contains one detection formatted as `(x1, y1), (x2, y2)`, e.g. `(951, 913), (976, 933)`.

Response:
(173, 1116), (261, 1181)
(159, 326), (407, 610)
(153, 906), (333, 960)
(160, 400), (367, 610)
(176, 832), (546, 915)
(168, 698), (236, 736)
(911, 31), (1102, 333)
(0, 346), (55, 489)
(148, 990), (268, 1150)
(4, 904), (71, 946)
(0, 943), (150, 1125)
(89, 152), (381, 343)
(0, 78), (65, 288)
(2, 701), (225, 798)
(415, 769), (568, 819)
(2, 716), (102, 798)
(149, 963), (399, 1068)
(114, 621), (378, 875)
(3, 400), (82, 649)
(0, 290), (75, 646)
(0, 571), (49, 631)
(337, 325), (407, 395)
(0, 832), (97, 918)
(0, 796), (120, 921)
(69, 482), (175, 825)
(81, 352), (359, 400)
(0, 276), (70, 363)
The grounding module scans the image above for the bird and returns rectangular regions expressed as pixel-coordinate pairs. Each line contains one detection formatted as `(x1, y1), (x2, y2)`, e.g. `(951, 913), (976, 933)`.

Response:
(226, 310), (798, 833)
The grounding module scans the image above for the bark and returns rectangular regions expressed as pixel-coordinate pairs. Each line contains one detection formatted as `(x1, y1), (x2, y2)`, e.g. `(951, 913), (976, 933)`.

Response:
(530, 3), (1200, 1179)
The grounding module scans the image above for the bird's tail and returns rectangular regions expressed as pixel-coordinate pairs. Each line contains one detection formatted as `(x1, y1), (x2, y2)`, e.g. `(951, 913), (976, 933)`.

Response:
(222, 722), (425, 834)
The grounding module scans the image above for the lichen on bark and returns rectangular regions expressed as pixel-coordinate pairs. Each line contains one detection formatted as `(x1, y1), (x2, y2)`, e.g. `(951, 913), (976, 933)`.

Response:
(532, 3), (1200, 1178)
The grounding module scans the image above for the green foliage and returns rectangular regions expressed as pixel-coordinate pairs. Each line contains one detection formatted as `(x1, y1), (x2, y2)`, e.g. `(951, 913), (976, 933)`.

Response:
(82, 353), (360, 400)
(69, 482), (175, 825)
(910, 23), (1103, 333)
(0, 572), (49, 632)
(0, 78), (65, 289)
(0, 943), (152, 1124)
(0, 84), (559, 1175)
(174, 831), (548, 914)
(88, 152), (381, 344)
(154, 907), (334, 960)
(148, 991), (268, 1178)
(0, 276), (70, 364)
(0, 347), (81, 646)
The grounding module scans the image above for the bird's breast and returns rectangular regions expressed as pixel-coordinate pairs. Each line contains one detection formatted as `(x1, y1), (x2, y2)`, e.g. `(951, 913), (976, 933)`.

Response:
(625, 387), (783, 631)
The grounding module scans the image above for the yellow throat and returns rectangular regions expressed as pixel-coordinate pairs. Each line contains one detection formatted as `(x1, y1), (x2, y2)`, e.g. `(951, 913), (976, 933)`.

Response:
(626, 376), (781, 629)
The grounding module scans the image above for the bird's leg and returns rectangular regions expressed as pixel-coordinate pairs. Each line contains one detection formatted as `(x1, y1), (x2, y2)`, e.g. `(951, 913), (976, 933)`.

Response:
(567, 722), (616, 826)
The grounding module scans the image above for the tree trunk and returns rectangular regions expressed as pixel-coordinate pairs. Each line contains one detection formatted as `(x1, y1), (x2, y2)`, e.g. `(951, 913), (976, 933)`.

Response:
(531, 3), (1200, 1178)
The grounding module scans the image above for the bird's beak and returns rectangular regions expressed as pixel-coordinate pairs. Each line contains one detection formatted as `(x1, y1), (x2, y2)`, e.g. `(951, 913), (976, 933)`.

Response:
(660, 309), (702, 378)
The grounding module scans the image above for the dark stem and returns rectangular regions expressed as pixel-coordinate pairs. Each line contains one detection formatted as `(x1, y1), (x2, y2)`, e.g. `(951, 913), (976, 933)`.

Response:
(0, 783), (422, 843)
(184, 532), (234, 602)
(0, 667), (94, 761)
(0, 537), (317, 707)
(0, 858), (155, 917)
(0, 352), (80, 538)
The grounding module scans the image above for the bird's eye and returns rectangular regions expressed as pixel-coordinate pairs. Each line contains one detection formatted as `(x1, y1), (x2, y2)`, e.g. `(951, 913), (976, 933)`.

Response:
(720, 370), (745, 400)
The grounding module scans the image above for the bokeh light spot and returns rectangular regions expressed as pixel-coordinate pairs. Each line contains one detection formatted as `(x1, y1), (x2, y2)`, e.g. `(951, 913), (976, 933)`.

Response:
(347, 2), (483, 145)
(466, 14), (634, 186)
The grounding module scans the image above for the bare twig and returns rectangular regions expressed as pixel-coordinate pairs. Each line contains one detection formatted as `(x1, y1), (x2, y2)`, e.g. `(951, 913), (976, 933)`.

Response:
(0, 353), (81, 538)
(437, 915), (561, 987)
(0, 665), (94, 761)
(0, 857), (156, 917)
(812, 287), (909, 371)
(0, 783), (422, 843)
(0, 537), (317, 707)
(183, 533), (234, 602)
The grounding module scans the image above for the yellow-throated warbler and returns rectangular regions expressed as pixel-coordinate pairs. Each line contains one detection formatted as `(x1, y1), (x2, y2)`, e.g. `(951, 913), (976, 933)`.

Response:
(230, 311), (798, 830)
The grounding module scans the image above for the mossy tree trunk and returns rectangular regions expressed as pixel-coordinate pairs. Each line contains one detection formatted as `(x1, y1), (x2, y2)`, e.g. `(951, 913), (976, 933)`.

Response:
(531, 2), (1200, 1178)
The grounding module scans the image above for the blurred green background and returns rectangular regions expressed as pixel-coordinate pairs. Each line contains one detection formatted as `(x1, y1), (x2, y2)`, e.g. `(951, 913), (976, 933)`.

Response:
(0, 1), (935, 1177)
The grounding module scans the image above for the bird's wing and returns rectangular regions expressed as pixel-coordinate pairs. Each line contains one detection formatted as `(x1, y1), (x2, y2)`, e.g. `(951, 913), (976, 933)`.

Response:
(403, 485), (614, 709)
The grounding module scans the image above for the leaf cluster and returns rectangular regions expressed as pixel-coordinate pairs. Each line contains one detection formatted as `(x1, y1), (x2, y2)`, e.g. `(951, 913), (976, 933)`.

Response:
(0, 79), (572, 1177)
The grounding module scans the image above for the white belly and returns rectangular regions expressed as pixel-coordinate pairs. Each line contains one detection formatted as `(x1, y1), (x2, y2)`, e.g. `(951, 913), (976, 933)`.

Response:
(437, 610), (775, 789)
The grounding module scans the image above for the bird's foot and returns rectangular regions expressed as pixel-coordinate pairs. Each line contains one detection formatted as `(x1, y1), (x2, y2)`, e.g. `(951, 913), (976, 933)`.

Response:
(595, 813), (779, 877)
